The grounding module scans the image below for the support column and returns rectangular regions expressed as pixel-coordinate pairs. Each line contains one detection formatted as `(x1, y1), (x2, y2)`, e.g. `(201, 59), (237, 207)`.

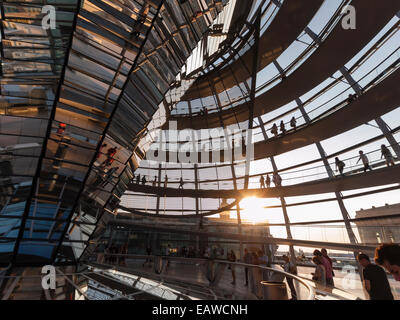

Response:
(244, 9), (260, 189)
(236, 203), (243, 261)
(229, 152), (243, 261)
(273, 60), (285, 79)
(270, 157), (297, 266)
(194, 164), (200, 251)
(155, 163), (162, 215)
(296, 98), (358, 245)
(340, 66), (363, 96)
(375, 117), (400, 159)
(304, 26), (321, 45)
(258, 116), (296, 265)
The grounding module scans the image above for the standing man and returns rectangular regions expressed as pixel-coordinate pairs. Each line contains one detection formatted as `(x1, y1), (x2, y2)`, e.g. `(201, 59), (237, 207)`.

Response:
(259, 176), (265, 189)
(356, 150), (372, 172)
(271, 123), (278, 137)
(266, 174), (271, 188)
(357, 253), (394, 300)
(243, 248), (252, 286)
(290, 116), (297, 131)
(164, 175), (168, 189)
(279, 120), (286, 135)
(152, 176), (157, 187)
(282, 254), (298, 300)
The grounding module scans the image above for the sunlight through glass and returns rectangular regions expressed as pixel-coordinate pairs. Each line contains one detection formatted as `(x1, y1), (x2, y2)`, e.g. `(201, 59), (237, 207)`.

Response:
(239, 197), (268, 224)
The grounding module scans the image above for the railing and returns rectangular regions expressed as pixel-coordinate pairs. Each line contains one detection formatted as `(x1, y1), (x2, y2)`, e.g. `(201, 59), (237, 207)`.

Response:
(129, 142), (400, 191)
(93, 253), (321, 300)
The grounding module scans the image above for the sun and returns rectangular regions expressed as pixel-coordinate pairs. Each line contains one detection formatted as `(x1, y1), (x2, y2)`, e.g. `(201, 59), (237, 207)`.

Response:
(239, 197), (268, 224)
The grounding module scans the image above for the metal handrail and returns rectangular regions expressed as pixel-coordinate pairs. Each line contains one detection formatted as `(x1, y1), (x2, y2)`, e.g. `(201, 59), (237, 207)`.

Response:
(98, 254), (316, 300)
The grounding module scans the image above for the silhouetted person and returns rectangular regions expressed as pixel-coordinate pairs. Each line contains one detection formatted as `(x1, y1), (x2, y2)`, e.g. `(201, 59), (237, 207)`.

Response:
(243, 248), (252, 286)
(259, 175), (265, 189)
(271, 123), (278, 137)
(347, 93), (355, 104)
(228, 250), (236, 285)
(357, 150), (372, 172)
(290, 116), (297, 131)
(178, 177), (184, 190)
(381, 144), (395, 167)
(357, 253), (394, 300)
(335, 157), (345, 176)
(273, 172), (282, 187)
(136, 174), (141, 184)
(266, 174), (271, 188)
(374, 243), (400, 281)
(164, 175), (168, 189)
(141, 175), (147, 185)
(152, 176), (157, 187)
(280, 120), (286, 135)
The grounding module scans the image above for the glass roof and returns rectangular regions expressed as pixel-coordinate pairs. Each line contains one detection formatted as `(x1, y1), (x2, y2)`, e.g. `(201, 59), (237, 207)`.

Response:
(0, 0), (399, 267)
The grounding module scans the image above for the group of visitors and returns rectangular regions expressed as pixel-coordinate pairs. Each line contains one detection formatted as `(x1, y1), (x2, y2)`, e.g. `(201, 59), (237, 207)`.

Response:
(199, 107), (208, 116)
(180, 245), (196, 258)
(133, 174), (185, 189)
(98, 240), (400, 300)
(268, 93), (360, 140)
(270, 117), (297, 137)
(311, 249), (334, 291)
(335, 144), (396, 176)
(259, 172), (282, 188)
(308, 244), (400, 300)
(357, 243), (400, 300)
